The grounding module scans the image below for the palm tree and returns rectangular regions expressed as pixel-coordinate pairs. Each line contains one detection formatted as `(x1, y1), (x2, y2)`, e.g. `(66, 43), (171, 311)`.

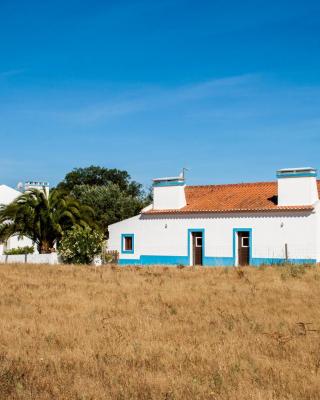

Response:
(0, 188), (95, 254)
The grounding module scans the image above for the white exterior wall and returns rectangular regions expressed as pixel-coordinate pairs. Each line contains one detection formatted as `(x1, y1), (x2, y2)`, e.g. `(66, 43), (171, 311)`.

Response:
(108, 210), (318, 265)
(314, 201), (320, 262)
(278, 176), (319, 206)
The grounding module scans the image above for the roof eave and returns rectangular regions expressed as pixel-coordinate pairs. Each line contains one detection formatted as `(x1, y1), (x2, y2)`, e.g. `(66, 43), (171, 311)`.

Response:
(143, 206), (314, 215)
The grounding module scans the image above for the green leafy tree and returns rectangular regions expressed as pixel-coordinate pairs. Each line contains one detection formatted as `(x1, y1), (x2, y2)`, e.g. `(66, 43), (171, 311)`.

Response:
(71, 183), (145, 235)
(58, 226), (104, 264)
(0, 189), (94, 254)
(56, 166), (143, 197)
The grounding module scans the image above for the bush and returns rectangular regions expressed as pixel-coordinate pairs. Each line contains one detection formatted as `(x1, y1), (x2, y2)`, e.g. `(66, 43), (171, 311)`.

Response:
(4, 246), (34, 255)
(58, 226), (104, 264)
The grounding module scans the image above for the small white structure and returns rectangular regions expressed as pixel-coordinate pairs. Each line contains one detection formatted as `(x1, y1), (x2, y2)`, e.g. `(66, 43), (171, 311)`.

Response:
(0, 182), (49, 255)
(24, 181), (50, 197)
(108, 167), (320, 266)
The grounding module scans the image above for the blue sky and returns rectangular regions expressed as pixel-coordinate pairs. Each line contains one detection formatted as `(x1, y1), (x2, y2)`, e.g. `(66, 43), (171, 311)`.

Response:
(1, 0), (320, 189)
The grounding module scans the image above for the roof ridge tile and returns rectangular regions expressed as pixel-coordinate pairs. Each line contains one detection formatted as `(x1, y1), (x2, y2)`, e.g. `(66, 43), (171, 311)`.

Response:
(187, 181), (276, 189)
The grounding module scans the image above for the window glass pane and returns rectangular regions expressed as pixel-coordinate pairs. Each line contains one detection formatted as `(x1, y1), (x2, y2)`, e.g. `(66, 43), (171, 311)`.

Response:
(125, 236), (133, 251)
(196, 237), (202, 247)
(242, 237), (249, 247)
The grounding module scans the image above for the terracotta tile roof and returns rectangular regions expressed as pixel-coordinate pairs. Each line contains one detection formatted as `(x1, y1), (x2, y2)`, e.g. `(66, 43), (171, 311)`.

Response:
(144, 181), (320, 215)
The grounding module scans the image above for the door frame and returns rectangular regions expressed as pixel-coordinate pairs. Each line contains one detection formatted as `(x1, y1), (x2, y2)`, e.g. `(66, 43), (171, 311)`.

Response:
(233, 228), (252, 266)
(188, 229), (205, 266)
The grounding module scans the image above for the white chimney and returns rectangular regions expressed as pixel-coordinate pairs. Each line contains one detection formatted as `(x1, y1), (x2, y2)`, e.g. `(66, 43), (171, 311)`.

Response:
(152, 172), (186, 210)
(277, 167), (318, 206)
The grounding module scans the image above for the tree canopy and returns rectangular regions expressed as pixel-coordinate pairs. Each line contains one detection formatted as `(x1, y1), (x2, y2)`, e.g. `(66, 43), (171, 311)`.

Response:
(0, 189), (94, 253)
(71, 184), (145, 235)
(56, 166), (150, 235)
(56, 166), (143, 198)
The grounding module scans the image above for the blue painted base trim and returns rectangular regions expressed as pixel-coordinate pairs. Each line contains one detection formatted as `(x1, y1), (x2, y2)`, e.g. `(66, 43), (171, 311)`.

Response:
(203, 257), (234, 266)
(251, 258), (317, 266)
(119, 255), (189, 265)
(140, 255), (189, 265)
(118, 255), (317, 266)
(119, 259), (142, 265)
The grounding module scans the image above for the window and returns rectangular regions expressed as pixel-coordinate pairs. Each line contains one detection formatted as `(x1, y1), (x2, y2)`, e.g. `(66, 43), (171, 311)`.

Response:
(242, 237), (249, 247)
(124, 236), (133, 251)
(121, 234), (134, 254)
(195, 237), (202, 247)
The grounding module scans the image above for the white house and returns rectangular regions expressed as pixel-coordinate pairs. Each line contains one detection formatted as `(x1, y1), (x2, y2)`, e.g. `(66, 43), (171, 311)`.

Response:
(0, 181), (49, 255)
(108, 167), (320, 266)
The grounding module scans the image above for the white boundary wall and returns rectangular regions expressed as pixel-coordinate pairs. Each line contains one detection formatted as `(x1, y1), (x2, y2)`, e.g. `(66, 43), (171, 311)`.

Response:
(0, 253), (59, 264)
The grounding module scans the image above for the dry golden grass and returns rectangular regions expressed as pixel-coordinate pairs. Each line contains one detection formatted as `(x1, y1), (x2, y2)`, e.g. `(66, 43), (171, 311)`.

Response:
(1, 263), (320, 399)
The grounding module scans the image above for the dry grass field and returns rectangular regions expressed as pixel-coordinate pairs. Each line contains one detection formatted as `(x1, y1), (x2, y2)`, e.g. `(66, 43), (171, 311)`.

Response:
(1, 263), (320, 399)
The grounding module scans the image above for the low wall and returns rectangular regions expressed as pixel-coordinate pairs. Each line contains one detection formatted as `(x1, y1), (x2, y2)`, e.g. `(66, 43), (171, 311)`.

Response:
(0, 253), (59, 265)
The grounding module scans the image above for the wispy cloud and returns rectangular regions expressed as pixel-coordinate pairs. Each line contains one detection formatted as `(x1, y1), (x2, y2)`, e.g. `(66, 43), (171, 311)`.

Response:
(4, 73), (320, 131)
(25, 74), (256, 124)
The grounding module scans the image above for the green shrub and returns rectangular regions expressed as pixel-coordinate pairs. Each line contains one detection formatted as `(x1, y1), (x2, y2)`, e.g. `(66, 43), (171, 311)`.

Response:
(4, 246), (34, 255)
(58, 226), (104, 264)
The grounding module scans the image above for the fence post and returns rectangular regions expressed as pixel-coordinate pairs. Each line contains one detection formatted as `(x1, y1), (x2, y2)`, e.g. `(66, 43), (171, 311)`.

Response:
(285, 243), (288, 261)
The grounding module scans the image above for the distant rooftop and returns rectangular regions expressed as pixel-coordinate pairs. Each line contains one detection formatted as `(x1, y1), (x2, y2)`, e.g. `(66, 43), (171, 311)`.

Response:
(25, 181), (49, 186)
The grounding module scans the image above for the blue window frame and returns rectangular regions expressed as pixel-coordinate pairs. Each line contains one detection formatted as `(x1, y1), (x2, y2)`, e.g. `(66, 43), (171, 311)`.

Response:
(121, 234), (135, 254)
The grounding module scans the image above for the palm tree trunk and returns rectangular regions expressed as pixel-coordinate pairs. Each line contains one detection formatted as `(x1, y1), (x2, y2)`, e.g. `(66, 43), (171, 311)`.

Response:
(39, 240), (54, 254)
